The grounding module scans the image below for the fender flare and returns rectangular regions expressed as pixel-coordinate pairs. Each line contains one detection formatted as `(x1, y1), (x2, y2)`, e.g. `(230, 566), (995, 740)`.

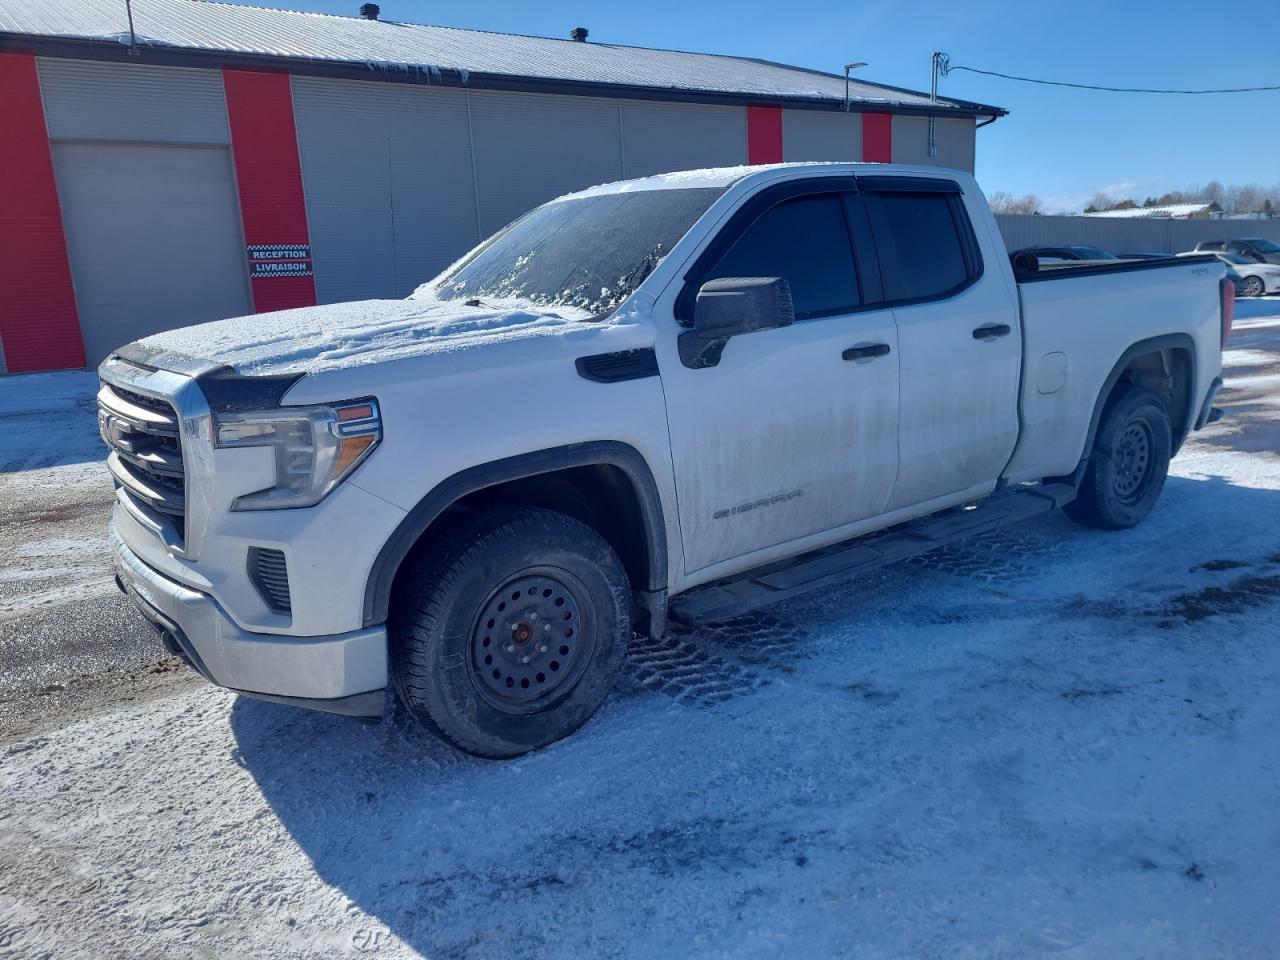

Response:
(1077, 333), (1198, 469)
(362, 440), (667, 627)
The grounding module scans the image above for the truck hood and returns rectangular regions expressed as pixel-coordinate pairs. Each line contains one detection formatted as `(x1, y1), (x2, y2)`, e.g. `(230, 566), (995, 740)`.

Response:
(134, 296), (595, 377)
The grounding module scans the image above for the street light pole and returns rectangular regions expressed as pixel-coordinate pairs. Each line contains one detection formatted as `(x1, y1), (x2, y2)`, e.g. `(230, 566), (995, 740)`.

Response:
(843, 62), (868, 112)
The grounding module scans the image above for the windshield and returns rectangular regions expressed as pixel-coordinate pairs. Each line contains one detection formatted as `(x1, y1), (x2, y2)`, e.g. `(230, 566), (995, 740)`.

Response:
(1251, 238), (1280, 254)
(424, 187), (727, 316)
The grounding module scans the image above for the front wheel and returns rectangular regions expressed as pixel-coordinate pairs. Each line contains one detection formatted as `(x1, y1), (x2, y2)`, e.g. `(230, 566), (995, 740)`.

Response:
(390, 506), (632, 758)
(1064, 384), (1172, 530)
(1243, 275), (1265, 298)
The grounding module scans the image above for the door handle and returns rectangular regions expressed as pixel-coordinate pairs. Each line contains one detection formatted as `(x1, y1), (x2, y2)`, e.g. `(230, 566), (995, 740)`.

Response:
(972, 324), (1012, 341)
(842, 343), (891, 361)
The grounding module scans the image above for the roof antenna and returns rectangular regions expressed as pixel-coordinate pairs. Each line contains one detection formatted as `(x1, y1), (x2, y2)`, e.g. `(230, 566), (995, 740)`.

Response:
(124, 0), (140, 56)
(843, 62), (867, 111)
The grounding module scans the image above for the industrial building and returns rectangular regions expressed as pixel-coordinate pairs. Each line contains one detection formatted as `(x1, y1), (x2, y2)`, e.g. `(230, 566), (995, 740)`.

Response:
(0, 0), (1006, 373)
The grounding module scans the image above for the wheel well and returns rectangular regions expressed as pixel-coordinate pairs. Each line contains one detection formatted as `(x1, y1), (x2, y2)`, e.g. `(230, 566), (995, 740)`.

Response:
(1110, 346), (1193, 444)
(386, 464), (656, 620)
(454, 465), (653, 588)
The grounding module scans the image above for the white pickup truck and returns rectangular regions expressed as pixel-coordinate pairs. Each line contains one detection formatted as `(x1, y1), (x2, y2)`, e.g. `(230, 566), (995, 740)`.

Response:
(100, 163), (1232, 757)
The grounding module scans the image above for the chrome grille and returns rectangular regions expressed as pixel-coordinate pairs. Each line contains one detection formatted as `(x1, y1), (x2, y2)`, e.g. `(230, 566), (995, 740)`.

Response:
(98, 379), (186, 542)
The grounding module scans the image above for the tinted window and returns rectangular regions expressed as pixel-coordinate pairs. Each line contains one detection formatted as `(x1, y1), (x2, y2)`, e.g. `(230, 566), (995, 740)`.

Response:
(1254, 239), (1280, 254)
(427, 187), (726, 316)
(871, 192), (972, 301)
(706, 194), (859, 319)
(1226, 241), (1251, 255)
(1198, 241), (1225, 251)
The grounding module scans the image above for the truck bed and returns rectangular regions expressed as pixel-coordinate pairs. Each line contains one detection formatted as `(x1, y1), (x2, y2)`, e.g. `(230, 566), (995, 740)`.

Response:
(1001, 253), (1226, 484)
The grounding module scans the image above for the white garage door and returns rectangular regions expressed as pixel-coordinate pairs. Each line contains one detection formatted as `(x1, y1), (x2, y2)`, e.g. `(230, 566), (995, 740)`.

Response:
(53, 142), (252, 365)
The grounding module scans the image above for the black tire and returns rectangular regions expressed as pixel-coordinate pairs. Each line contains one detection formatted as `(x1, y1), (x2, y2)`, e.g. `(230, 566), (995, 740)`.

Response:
(1064, 384), (1172, 530)
(1244, 275), (1265, 298)
(390, 505), (631, 758)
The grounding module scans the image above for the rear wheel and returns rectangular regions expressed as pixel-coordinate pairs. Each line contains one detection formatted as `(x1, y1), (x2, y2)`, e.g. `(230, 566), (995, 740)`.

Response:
(1244, 275), (1265, 298)
(1064, 384), (1172, 530)
(390, 506), (631, 758)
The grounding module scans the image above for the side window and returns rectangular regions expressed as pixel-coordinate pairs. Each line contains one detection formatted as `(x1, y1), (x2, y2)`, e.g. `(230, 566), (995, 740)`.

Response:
(866, 190), (977, 302)
(705, 194), (860, 319)
(1227, 241), (1250, 256)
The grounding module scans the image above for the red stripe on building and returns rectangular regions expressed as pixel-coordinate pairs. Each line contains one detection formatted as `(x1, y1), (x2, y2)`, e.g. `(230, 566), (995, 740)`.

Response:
(861, 112), (893, 163)
(0, 51), (86, 373)
(746, 105), (784, 164)
(222, 69), (317, 314)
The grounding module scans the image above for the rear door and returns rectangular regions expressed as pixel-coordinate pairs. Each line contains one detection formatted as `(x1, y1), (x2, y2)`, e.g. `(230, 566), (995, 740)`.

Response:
(659, 180), (900, 575)
(858, 176), (1022, 511)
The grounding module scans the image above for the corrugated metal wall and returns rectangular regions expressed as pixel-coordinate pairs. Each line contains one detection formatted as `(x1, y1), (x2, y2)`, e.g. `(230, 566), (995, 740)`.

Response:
(995, 214), (1280, 254)
(292, 77), (479, 303)
(38, 59), (230, 144)
(4, 56), (983, 370)
(891, 116), (975, 171)
(468, 89), (625, 236)
(781, 110), (861, 161)
(620, 99), (746, 178)
(292, 80), (758, 304)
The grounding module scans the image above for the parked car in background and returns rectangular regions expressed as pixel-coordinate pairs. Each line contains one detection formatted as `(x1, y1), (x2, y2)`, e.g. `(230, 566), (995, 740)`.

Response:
(1015, 244), (1118, 261)
(1182, 250), (1280, 297)
(1194, 238), (1280, 265)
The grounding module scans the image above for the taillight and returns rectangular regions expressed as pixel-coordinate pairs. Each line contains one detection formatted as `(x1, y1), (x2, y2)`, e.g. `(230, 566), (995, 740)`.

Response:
(1219, 277), (1235, 346)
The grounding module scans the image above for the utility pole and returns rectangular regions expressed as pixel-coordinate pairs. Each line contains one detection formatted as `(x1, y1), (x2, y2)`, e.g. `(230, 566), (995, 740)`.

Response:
(928, 51), (944, 157)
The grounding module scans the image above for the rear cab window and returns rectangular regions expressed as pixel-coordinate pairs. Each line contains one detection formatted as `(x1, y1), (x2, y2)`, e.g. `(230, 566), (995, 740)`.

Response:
(860, 179), (983, 303)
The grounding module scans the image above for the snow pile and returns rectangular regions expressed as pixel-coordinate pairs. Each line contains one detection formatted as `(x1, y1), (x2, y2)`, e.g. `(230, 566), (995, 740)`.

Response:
(139, 294), (592, 376)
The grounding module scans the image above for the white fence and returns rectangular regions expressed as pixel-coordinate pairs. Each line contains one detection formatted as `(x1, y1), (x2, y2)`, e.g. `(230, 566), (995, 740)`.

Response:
(994, 214), (1280, 256)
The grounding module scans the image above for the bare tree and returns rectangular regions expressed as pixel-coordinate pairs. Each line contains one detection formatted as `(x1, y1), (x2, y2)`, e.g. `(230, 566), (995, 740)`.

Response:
(988, 192), (1043, 215)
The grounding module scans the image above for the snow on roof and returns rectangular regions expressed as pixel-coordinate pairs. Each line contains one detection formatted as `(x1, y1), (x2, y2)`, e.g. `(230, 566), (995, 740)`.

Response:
(1084, 202), (1218, 219)
(0, 0), (1004, 114)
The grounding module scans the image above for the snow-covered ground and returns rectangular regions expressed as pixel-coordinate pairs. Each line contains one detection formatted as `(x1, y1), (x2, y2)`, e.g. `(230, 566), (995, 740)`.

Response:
(1, 305), (1278, 959)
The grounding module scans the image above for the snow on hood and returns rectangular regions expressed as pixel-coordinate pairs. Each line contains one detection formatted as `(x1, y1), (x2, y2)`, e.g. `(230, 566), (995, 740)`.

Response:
(138, 295), (593, 376)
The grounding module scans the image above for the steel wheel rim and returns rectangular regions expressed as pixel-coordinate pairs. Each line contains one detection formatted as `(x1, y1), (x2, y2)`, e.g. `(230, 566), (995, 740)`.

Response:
(468, 567), (595, 714)
(1113, 419), (1153, 502)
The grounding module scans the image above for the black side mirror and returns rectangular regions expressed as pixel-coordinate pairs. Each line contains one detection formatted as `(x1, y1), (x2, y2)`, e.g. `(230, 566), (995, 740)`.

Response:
(678, 277), (794, 368)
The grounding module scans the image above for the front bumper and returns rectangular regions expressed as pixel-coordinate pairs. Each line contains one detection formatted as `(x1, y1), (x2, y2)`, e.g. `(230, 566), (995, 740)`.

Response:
(112, 526), (388, 717)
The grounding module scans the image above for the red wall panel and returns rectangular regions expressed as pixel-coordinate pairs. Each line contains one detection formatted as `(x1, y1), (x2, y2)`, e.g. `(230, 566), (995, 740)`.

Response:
(861, 112), (893, 163)
(222, 69), (317, 314)
(0, 51), (86, 372)
(746, 105), (784, 165)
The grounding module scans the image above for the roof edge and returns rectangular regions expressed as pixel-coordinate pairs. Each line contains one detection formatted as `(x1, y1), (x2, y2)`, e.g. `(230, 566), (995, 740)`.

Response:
(0, 33), (1008, 118)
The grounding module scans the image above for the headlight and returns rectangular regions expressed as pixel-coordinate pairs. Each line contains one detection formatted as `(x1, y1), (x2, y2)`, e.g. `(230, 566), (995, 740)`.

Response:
(215, 398), (381, 510)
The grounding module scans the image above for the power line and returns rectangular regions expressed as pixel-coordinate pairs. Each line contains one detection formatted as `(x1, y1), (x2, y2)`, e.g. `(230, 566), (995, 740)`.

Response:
(942, 62), (1280, 95)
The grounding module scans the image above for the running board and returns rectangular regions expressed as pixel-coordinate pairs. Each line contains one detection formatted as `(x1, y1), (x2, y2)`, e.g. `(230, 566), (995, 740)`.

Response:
(669, 483), (1076, 625)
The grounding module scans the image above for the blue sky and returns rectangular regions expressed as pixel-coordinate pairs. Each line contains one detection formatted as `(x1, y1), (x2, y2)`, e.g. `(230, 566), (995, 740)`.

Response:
(227, 0), (1276, 212)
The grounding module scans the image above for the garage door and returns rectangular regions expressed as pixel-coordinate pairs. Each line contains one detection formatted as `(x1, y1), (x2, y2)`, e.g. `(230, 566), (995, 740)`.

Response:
(52, 142), (252, 365)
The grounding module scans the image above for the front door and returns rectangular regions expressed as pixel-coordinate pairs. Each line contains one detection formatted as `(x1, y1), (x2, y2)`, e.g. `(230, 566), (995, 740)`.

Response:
(658, 186), (900, 575)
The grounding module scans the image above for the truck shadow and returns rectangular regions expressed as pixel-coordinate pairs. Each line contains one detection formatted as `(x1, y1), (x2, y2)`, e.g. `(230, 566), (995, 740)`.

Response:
(227, 470), (1280, 958)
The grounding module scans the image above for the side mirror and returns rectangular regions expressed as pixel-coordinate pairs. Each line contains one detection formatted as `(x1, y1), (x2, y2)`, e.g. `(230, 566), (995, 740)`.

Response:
(679, 277), (794, 369)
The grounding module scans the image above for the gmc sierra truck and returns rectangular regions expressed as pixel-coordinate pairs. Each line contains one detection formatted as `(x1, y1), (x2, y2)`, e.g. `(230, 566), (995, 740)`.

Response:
(100, 163), (1232, 758)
